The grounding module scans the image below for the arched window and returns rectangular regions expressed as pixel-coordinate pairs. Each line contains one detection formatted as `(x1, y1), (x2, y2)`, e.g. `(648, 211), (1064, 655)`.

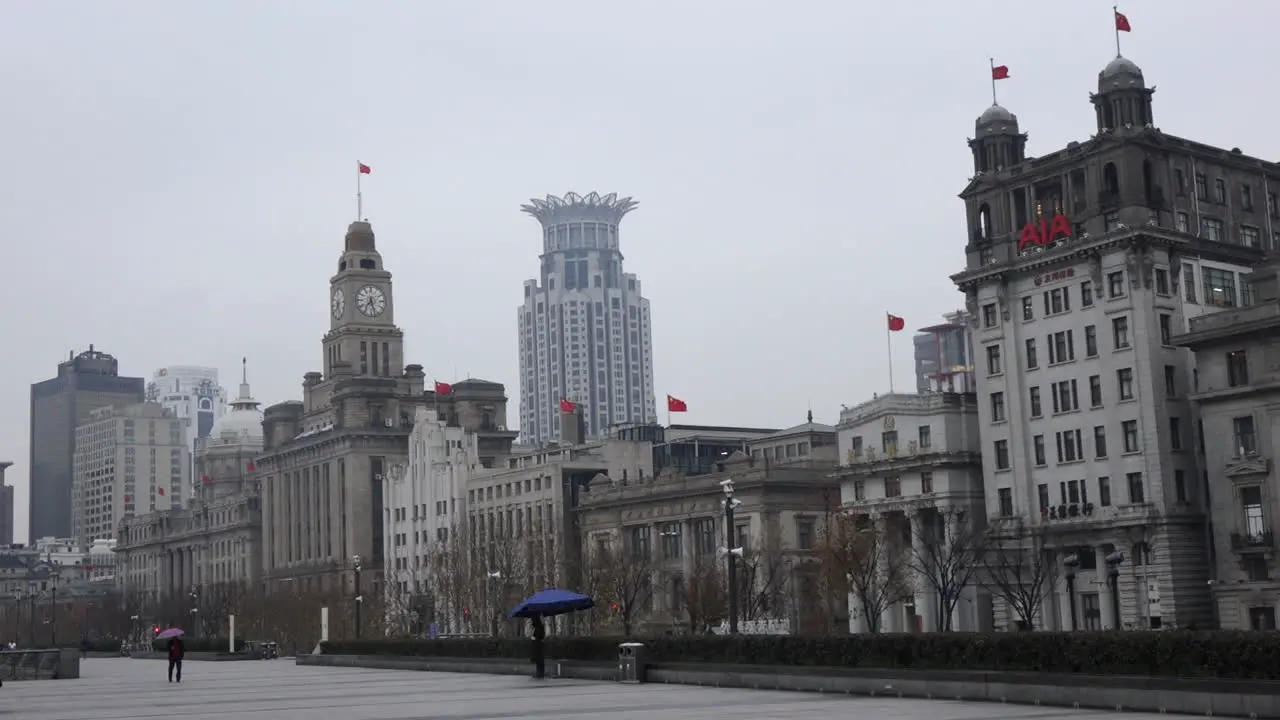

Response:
(978, 203), (993, 239)
(1103, 163), (1120, 196)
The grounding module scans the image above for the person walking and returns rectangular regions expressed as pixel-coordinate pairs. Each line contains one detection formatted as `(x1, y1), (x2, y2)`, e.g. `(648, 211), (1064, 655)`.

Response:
(167, 636), (185, 683)
(530, 615), (546, 680)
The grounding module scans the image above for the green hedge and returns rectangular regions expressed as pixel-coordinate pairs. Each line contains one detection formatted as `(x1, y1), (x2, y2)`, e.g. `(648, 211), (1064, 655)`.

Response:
(320, 632), (1280, 680)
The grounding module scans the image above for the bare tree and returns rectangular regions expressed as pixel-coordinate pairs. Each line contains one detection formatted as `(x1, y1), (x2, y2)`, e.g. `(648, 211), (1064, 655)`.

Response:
(905, 506), (990, 631)
(681, 553), (726, 632)
(984, 519), (1056, 631)
(589, 543), (656, 635)
(426, 528), (475, 634)
(736, 541), (793, 622)
(816, 512), (912, 633)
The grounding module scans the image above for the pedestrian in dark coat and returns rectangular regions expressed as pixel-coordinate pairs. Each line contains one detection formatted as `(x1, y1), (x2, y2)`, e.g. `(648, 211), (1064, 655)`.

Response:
(530, 616), (546, 679)
(167, 637), (185, 683)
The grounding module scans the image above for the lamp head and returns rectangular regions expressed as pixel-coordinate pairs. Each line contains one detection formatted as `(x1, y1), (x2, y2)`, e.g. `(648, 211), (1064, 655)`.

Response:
(1105, 550), (1124, 566)
(1062, 553), (1080, 569)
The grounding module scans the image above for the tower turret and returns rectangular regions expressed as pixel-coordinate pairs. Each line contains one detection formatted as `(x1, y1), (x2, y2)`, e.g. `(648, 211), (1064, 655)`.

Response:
(969, 104), (1027, 175)
(1090, 55), (1154, 133)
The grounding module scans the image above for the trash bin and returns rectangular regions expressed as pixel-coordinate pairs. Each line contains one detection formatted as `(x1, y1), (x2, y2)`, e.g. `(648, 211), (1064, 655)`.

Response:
(617, 642), (646, 684)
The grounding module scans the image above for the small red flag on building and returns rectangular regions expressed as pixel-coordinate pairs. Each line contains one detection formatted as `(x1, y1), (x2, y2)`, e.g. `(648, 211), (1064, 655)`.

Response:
(123, 495), (131, 503)
(887, 314), (906, 332)
(158, 487), (165, 496)
(435, 381), (453, 395)
(559, 398), (576, 413)
(246, 461), (256, 472)
(667, 395), (688, 413)
(201, 474), (211, 484)
(1114, 10), (1131, 32)
(991, 65), (1010, 80)
(358, 162), (372, 174)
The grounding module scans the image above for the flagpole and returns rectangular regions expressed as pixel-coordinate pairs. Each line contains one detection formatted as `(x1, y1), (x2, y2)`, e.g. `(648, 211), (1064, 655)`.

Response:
(356, 163), (364, 220)
(1113, 6), (1122, 57)
(989, 58), (998, 105)
(886, 313), (896, 394)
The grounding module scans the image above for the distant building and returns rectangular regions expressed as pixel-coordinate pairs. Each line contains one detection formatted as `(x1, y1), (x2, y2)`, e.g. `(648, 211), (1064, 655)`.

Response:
(0, 462), (13, 545)
(517, 192), (657, 445)
(913, 311), (975, 393)
(147, 365), (227, 489)
(29, 347), (145, 542)
(71, 403), (188, 546)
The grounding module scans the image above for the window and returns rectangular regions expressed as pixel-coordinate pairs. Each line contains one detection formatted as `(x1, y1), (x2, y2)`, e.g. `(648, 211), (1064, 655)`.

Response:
(1085, 325), (1098, 357)
(1037, 483), (1050, 511)
(1089, 375), (1103, 407)
(1044, 288), (1070, 315)
(1081, 281), (1094, 307)
(1025, 339), (1038, 369)
(1052, 379), (1079, 413)
(1243, 184), (1255, 211)
(1108, 271), (1125, 298)
(1203, 267), (1237, 307)
(1169, 417), (1183, 450)
(918, 425), (932, 449)
(920, 472), (933, 494)
(1183, 262), (1198, 302)
(1159, 314), (1172, 345)
(1227, 350), (1249, 387)
(1104, 211), (1120, 231)
(998, 488), (1014, 517)
(1099, 476), (1112, 507)
(1174, 470), (1187, 503)
(1149, 268), (1168, 296)
(990, 392), (1006, 422)
(882, 430), (898, 453)
(1214, 177), (1227, 204)
(1122, 419), (1140, 453)
(630, 525), (652, 560)
(1176, 212), (1190, 233)
(1021, 296), (1034, 321)
(1201, 217), (1225, 242)
(986, 345), (1002, 375)
(1164, 365), (1176, 397)
(1112, 317), (1130, 349)
(1056, 429), (1083, 462)
(1049, 330), (1075, 364)
(661, 523), (682, 559)
(1242, 225), (1261, 249)
(1094, 426), (1108, 458)
(884, 477), (902, 497)
(1117, 368), (1134, 400)
(1126, 472), (1145, 504)
(982, 303), (998, 328)
(1234, 415), (1257, 455)
(1033, 435), (1046, 466)
(994, 440), (1010, 470)
(1081, 593), (1102, 631)
(1195, 173), (1208, 201)
(853, 480), (865, 500)
(1242, 485), (1266, 537)
(1029, 386), (1042, 417)
(1175, 168), (1186, 194)
(797, 519), (815, 550)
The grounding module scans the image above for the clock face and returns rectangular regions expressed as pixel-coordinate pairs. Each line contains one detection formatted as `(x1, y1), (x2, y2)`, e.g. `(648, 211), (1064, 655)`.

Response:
(331, 288), (345, 319)
(356, 285), (386, 317)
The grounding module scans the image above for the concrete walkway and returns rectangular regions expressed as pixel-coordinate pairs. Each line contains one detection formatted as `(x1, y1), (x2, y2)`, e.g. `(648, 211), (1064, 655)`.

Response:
(2, 656), (1206, 719)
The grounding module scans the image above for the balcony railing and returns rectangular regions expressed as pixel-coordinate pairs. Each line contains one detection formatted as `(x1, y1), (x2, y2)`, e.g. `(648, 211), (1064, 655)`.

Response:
(1230, 530), (1274, 551)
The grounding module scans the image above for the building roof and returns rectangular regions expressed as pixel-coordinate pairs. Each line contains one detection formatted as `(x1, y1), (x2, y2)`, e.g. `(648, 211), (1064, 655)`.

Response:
(754, 421), (836, 441)
(208, 358), (262, 444)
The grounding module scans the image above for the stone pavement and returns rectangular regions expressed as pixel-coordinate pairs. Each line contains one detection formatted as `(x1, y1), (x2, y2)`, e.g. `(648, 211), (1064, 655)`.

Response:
(2, 656), (1203, 719)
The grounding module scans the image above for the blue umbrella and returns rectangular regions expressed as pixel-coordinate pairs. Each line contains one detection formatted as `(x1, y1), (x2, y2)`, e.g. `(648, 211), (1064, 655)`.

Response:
(508, 588), (595, 618)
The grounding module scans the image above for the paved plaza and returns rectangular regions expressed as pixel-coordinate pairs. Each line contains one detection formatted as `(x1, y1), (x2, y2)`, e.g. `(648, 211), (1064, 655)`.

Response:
(2, 656), (1204, 719)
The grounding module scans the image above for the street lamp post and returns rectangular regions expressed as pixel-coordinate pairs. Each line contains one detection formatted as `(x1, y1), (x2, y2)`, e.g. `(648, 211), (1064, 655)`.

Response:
(720, 478), (743, 635)
(49, 585), (58, 646)
(1062, 553), (1080, 631)
(28, 592), (37, 646)
(487, 571), (502, 636)
(352, 555), (363, 639)
(1105, 551), (1125, 630)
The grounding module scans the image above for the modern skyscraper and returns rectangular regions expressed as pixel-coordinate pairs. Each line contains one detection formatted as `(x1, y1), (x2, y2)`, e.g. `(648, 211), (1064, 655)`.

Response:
(517, 191), (657, 445)
(147, 365), (226, 494)
(0, 461), (13, 545)
(29, 347), (145, 543)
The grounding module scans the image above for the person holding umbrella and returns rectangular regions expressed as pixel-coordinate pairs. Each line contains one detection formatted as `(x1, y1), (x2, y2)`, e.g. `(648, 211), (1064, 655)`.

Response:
(156, 628), (185, 683)
(508, 588), (594, 681)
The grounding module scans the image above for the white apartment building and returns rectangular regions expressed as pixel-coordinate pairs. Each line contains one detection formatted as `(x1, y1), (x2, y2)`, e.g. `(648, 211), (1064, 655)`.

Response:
(147, 365), (226, 485)
(71, 403), (188, 546)
(833, 392), (988, 632)
(517, 191), (657, 445)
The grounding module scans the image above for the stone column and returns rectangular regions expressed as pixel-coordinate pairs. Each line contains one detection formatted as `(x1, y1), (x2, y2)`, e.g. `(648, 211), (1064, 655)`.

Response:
(911, 512), (937, 632)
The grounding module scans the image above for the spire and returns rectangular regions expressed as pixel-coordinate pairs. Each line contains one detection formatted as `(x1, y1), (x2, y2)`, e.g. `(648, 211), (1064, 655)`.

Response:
(807, 409), (814, 424)
(230, 357), (259, 411)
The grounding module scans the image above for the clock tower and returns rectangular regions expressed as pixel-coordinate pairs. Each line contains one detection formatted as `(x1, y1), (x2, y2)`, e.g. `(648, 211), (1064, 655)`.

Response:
(324, 220), (404, 379)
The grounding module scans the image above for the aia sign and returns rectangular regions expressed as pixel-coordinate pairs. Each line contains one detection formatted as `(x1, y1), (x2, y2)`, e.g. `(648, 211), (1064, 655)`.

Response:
(1018, 214), (1072, 251)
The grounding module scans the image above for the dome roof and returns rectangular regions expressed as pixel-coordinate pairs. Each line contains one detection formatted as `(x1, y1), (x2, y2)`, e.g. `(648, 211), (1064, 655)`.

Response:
(209, 359), (262, 445)
(1099, 56), (1144, 89)
(975, 104), (1019, 137)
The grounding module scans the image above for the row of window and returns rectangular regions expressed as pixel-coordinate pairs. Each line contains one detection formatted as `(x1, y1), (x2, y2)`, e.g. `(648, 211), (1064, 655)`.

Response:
(993, 470), (1172, 517)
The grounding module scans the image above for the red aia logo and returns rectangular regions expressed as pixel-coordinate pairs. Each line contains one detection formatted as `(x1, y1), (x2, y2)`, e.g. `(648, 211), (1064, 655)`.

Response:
(1018, 214), (1072, 251)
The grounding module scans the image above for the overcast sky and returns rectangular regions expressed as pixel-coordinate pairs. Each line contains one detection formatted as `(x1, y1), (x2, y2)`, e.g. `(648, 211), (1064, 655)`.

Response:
(2, 0), (1275, 542)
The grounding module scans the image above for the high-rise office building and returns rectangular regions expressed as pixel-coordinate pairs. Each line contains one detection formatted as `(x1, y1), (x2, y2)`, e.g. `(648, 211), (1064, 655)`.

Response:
(29, 347), (145, 543)
(147, 365), (226, 494)
(517, 192), (657, 445)
(71, 402), (187, 545)
(0, 461), (13, 545)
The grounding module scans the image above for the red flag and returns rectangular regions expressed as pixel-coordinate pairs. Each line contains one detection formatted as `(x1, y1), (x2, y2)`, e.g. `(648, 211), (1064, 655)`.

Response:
(559, 398), (576, 413)
(201, 474), (211, 484)
(358, 162), (372, 174)
(1114, 11), (1131, 32)
(887, 314), (906, 332)
(991, 65), (1010, 80)
(123, 495), (131, 503)
(435, 381), (453, 395)
(158, 487), (165, 496)
(246, 461), (256, 472)
(667, 395), (688, 413)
